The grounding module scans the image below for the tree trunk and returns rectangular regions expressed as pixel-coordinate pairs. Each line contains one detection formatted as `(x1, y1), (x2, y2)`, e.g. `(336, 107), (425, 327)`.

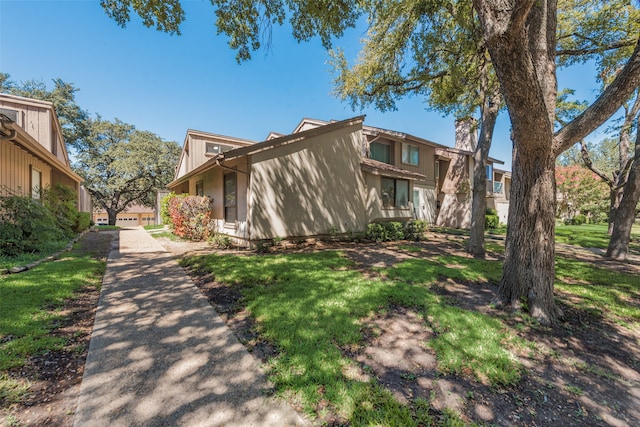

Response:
(608, 185), (625, 235)
(607, 136), (640, 260)
(474, 0), (562, 324)
(497, 147), (561, 323)
(107, 208), (118, 226)
(468, 103), (500, 258)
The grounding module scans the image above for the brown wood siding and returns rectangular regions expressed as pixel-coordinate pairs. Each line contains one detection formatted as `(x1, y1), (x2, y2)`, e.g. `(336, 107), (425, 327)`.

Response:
(391, 140), (436, 185)
(1, 140), (51, 196)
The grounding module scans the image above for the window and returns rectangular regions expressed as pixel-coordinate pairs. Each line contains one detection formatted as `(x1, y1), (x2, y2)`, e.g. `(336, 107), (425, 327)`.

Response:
(30, 166), (41, 199)
(370, 141), (391, 164)
(486, 164), (494, 193)
(206, 143), (221, 155)
(224, 172), (237, 223)
(195, 180), (204, 196)
(381, 177), (409, 208)
(402, 143), (419, 166)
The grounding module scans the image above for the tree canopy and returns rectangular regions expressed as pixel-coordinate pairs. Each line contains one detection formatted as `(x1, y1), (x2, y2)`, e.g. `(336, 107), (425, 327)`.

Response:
(75, 117), (181, 225)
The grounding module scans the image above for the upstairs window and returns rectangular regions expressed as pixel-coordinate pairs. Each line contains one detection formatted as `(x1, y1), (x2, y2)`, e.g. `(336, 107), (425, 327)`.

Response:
(206, 143), (221, 155)
(381, 177), (409, 208)
(370, 141), (391, 164)
(402, 143), (419, 166)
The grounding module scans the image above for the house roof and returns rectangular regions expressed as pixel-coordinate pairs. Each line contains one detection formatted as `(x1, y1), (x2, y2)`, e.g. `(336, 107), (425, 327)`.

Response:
(0, 117), (83, 183)
(360, 158), (427, 180)
(0, 92), (75, 170)
(168, 115), (366, 189)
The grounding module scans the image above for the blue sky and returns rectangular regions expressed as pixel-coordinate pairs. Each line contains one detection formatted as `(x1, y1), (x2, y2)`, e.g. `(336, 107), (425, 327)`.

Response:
(0, 1), (613, 171)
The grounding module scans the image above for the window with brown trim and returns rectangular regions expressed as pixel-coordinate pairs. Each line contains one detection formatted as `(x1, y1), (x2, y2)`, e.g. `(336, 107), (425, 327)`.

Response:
(381, 177), (409, 208)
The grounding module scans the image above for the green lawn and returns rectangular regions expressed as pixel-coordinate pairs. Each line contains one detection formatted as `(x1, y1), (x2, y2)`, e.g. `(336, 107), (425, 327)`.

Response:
(555, 223), (640, 253)
(0, 253), (105, 403)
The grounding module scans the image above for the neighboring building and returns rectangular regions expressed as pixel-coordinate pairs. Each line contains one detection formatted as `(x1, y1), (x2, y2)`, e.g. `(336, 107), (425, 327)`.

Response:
(0, 93), (91, 211)
(435, 119), (507, 228)
(488, 168), (512, 225)
(93, 204), (157, 227)
(167, 116), (510, 245)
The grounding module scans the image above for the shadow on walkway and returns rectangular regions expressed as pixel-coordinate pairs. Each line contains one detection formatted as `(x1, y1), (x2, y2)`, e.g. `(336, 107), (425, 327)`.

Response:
(74, 227), (306, 426)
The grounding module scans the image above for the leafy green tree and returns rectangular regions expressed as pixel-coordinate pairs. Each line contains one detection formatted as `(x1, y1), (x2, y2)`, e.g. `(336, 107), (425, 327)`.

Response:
(0, 73), (89, 150)
(75, 117), (181, 225)
(101, 0), (640, 324)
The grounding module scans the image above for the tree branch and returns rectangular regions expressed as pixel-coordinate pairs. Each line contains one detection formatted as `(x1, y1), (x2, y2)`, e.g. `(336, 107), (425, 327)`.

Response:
(557, 38), (638, 57)
(554, 37), (640, 154)
(580, 140), (614, 187)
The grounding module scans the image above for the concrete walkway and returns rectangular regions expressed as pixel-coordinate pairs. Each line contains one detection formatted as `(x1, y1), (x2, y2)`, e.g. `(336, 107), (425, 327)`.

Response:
(74, 227), (307, 427)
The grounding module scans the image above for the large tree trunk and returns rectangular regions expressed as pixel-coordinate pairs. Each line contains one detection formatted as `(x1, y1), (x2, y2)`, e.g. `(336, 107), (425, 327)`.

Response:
(475, 0), (562, 324)
(498, 146), (561, 323)
(468, 101), (500, 258)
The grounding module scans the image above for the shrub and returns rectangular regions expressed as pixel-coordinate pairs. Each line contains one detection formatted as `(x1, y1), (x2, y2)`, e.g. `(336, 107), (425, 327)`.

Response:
(367, 221), (408, 242)
(74, 211), (92, 233)
(0, 194), (64, 256)
(571, 214), (587, 225)
(160, 192), (178, 226)
(486, 208), (498, 216)
(485, 214), (500, 229)
(404, 220), (428, 241)
(366, 223), (387, 242)
(167, 195), (212, 241)
(42, 184), (80, 236)
(210, 232), (233, 249)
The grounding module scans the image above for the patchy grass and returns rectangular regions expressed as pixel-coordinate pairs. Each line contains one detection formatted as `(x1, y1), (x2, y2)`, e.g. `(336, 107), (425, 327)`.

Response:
(143, 224), (165, 231)
(0, 253), (105, 376)
(96, 225), (120, 231)
(396, 244), (423, 253)
(378, 255), (519, 385)
(555, 224), (640, 254)
(150, 231), (183, 241)
(555, 257), (640, 327)
(181, 250), (522, 423)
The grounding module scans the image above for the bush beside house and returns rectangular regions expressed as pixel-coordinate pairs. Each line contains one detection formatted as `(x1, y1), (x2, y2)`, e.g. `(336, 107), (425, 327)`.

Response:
(166, 194), (213, 241)
(0, 185), (91, 257)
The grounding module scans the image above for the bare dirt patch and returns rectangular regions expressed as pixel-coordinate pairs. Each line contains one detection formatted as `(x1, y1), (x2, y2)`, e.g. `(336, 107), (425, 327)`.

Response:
(1, 230), (114, 427)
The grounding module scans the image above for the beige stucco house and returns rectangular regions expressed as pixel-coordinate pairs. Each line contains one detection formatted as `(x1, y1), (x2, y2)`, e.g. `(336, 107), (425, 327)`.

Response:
(168, 116), (510, 245)
(0, 93), (91, 211)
